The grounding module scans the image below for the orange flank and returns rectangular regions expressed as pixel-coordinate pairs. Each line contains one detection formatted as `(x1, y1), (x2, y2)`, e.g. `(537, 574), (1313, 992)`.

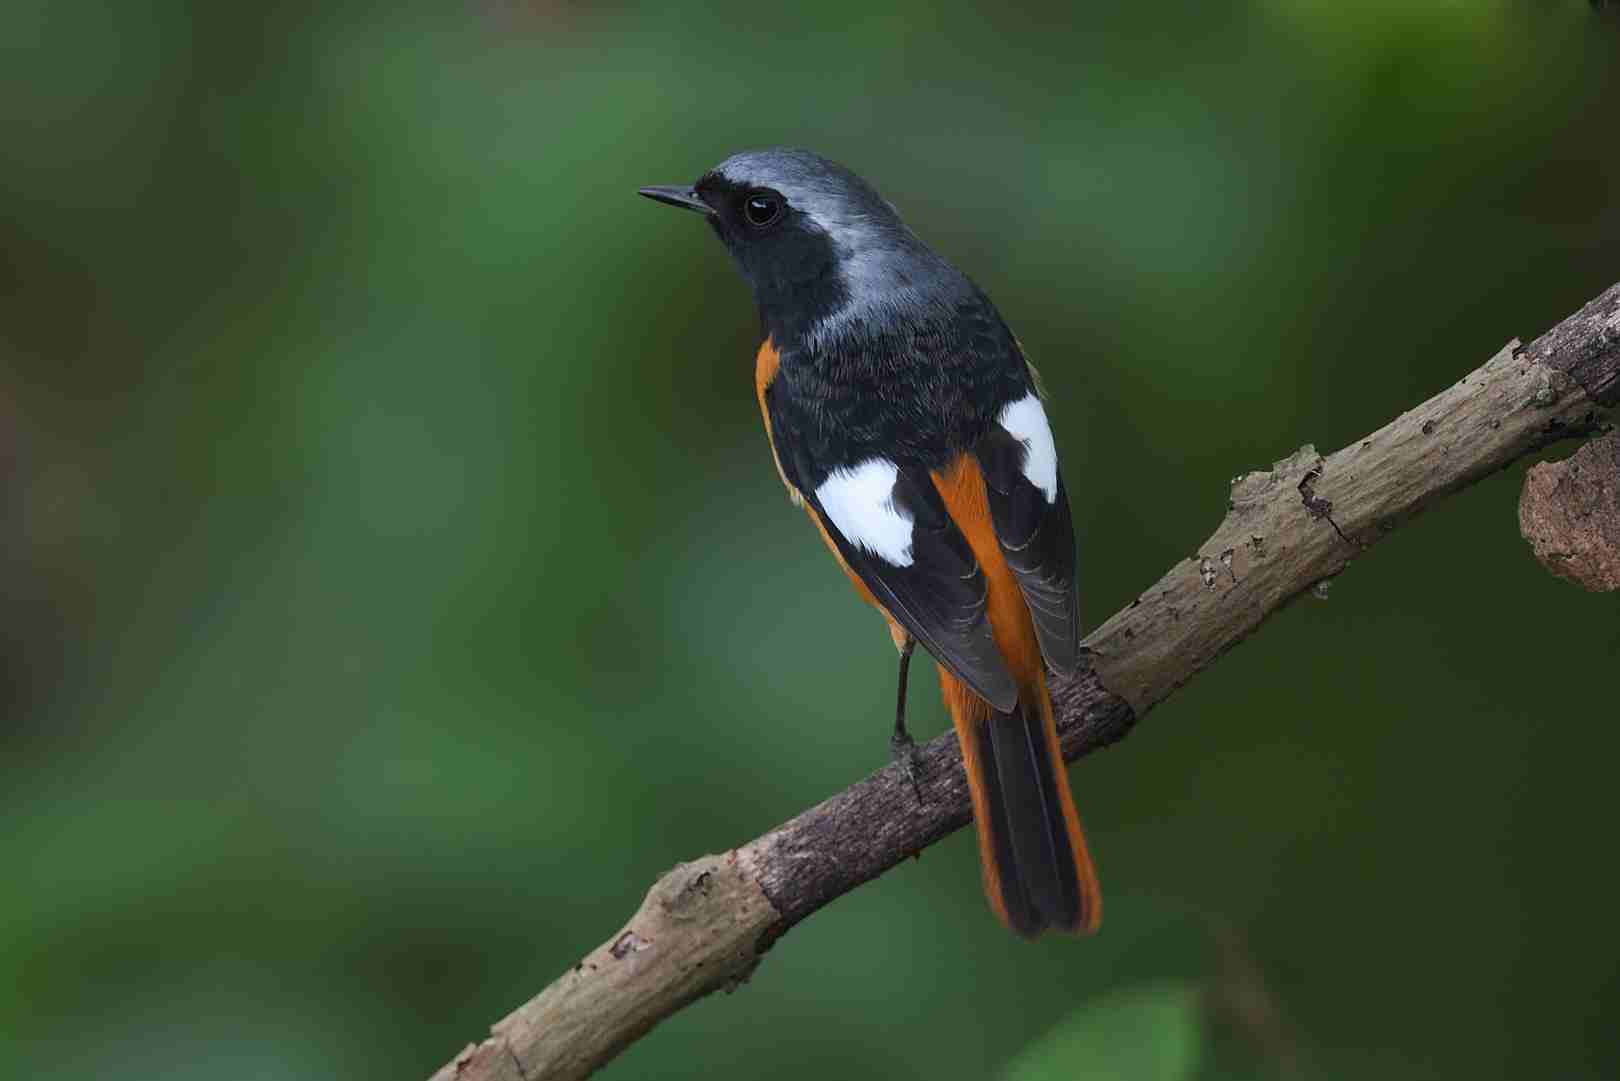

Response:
(754, 337), (781, 402)
(753, 339), (794, 499)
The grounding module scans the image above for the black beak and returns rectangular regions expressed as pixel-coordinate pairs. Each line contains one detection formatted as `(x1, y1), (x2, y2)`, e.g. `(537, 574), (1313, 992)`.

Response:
(638, 185), (712, 215)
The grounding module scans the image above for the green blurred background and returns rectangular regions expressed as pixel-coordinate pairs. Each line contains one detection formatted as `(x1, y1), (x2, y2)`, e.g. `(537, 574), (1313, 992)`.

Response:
(3, 2), (1617, 1078)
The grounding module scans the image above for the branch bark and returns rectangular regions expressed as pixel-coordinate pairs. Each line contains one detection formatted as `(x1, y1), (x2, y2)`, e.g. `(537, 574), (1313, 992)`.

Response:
(431, 281), (1620, 1081)
(1519, 430), (1620, 591)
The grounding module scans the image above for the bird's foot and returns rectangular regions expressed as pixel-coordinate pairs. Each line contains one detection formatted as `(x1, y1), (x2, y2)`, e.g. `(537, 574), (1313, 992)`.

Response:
(890, 730), (924, 802)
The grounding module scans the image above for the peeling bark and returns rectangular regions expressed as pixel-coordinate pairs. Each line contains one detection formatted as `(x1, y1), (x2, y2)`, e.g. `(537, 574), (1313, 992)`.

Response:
(1519, 430), (1620, 591)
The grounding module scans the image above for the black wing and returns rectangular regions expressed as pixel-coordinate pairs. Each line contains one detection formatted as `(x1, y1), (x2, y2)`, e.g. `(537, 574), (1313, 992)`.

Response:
(766, 386), (1019, 712)
(977, 403), (1082, 676)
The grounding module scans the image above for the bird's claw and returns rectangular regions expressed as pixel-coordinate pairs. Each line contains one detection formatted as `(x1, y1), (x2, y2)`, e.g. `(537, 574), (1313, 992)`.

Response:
(890, 730), (924, 802)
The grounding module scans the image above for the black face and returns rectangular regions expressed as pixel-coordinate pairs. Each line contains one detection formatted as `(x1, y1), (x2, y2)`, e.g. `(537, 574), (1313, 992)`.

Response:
(685, 172), (849, 345)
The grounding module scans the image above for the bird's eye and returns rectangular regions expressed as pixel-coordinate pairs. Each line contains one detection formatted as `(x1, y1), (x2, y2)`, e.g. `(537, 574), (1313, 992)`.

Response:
(743, 190), (784, 228)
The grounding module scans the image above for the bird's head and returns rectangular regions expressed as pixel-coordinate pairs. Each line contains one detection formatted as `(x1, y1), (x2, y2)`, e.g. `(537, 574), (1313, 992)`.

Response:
(640, 147), (959, 346)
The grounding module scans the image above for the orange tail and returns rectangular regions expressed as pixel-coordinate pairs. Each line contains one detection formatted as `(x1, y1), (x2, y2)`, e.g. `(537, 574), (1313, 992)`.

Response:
(942, 667), (1102, 938)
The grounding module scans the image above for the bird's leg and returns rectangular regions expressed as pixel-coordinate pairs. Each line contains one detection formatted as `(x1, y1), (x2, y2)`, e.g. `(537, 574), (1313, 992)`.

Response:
(889, 635), (922, 799)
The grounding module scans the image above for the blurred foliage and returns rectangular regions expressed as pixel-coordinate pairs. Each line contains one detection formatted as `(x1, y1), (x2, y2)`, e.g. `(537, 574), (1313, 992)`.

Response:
(1001, 984), (1203, 1081)
(3, 2), (1618, 1079)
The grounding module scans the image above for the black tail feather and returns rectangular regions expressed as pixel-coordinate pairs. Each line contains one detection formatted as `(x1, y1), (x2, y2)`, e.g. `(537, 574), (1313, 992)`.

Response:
(974, 697), (1083, 938)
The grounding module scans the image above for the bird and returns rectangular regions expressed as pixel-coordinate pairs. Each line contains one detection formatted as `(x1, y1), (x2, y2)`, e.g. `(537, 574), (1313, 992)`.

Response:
(638, 148), (1100, 938)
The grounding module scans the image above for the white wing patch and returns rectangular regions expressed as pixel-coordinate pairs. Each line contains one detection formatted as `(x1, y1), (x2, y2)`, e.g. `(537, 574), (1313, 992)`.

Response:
(815, 458), (915, 566)
(998, 393), (1059, 503)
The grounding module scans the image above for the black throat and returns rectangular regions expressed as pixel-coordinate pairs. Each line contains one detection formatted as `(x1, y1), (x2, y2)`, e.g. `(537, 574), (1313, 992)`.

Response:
(744, 227), (853, 351)
(701, 223), (846, 352)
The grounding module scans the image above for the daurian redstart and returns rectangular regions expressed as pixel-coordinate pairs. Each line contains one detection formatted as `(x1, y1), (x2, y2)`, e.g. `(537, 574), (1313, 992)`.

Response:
(640, 149), (1100, 938)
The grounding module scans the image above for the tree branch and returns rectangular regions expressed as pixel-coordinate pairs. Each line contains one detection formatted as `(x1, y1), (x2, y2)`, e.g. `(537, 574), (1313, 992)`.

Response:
(431, 282), (1620, 1081)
